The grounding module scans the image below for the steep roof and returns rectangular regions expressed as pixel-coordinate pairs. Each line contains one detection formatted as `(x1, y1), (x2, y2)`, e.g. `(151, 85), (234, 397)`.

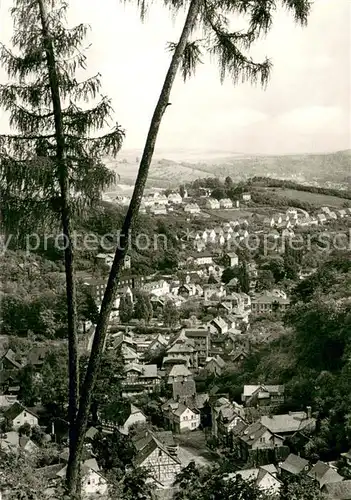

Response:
(124, 363), (143, 374)
(308, 461), (343, 487)
(172, 380), (196, 400)
(172, 403), (188, 417)
(240, 421), (272, 446)
(134, 434), (181, 468)
(230, 350), (248, 362)
(280, 453), (309, 475)
(4, 402), (38, 421)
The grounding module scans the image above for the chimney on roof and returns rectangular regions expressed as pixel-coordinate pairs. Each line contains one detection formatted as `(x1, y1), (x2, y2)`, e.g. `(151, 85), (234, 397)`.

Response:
(306, 406), (312, 419)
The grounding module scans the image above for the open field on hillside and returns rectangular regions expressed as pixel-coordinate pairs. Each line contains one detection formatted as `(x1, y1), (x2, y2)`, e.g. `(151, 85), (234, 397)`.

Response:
(261, 187), (350, 208)
(205, 209), (253, 221)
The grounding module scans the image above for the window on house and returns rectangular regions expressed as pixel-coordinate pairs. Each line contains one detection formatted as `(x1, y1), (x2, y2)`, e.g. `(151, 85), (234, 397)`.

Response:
(260, 437), (265, 443)
(158, 450), (162, 457)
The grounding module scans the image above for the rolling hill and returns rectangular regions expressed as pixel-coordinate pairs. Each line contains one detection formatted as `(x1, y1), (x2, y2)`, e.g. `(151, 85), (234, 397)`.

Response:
(104, 149), (351, 192)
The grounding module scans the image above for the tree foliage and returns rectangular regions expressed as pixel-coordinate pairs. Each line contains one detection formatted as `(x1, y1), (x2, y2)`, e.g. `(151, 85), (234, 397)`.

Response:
(163, 298), (180, 327)
(0, 0), (124, 242)
(134, 291), (153, 323)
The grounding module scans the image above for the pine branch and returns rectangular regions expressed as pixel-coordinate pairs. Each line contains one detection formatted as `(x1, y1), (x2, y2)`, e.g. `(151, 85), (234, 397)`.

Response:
(8, 102), (54, 134)
(64, 125), (125, 158)
(62, 97), (115, 134)
(0, 74), (101, 109)
(0, 43), (45, 80)
(53, 23), (90, 58)
(167, 40), (204, 81)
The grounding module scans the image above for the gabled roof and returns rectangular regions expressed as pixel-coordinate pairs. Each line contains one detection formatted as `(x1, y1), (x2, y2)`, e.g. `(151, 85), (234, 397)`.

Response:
(122, 344), (139, 359)
(134, 433), (181, 468)
(124, 363), (143, 374)
(210, 317), (228, 330)
(55, 458), (104, 481)
(206, 355), (225, 368)
(226, 465), (280, 489)
(260, 412), (315, 434)
(240, 421), (273, 446)
(1, 349), (22, 369)
(124, 363), (159, 378)
(243, 384), (285, 397)
(149, 334), (168, 349)
(226, 277), (239, 287)
(172, 403), (199, 417)
(308, 461), (343, 487)
(230, 350), (248, 362)
(4, 402), (38, 421)
(280, 453), (309, 475)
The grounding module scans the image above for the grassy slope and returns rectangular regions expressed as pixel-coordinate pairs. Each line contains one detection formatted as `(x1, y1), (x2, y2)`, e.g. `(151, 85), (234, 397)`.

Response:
(258, 187), (350, 208)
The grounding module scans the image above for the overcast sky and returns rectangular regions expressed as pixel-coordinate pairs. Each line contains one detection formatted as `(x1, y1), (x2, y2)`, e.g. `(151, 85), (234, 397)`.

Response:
(0, 0), (350, 155)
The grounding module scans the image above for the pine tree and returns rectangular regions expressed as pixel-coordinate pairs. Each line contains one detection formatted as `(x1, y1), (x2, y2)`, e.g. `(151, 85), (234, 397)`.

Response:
(119, 294), (134, 324)
(66, 0), (311, 495)
(238, 262), (250, 294)
(0, 1), (123, 495)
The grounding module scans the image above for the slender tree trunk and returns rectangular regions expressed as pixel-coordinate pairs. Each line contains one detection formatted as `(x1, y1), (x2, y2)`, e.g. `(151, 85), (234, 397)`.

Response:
(37, 0), (79, 473)
(66, 0), (201, 493)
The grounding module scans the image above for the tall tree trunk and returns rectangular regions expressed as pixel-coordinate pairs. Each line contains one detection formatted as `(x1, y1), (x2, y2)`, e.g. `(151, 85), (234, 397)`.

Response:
(37, 0), (79, 465)
(66, 0), (201, 494)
